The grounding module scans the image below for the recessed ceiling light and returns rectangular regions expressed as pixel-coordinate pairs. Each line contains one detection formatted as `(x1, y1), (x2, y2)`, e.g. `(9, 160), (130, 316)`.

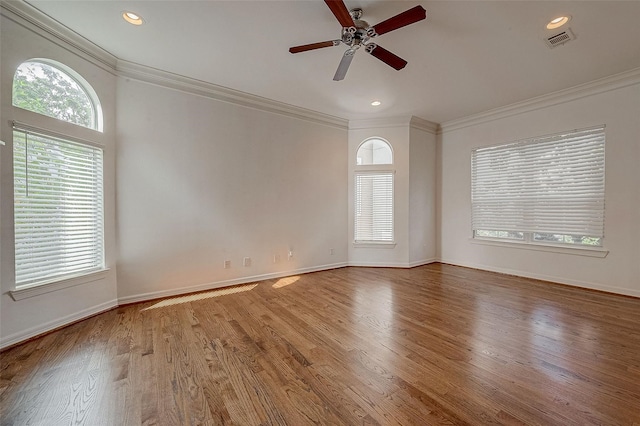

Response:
(371, 100), (381, 106)
(546, 15), (571, 30)
(123, 11), (144, 25)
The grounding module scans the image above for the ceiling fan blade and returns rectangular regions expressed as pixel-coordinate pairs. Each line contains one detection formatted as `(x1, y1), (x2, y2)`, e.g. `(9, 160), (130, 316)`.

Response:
(366, 44), (407, 70)
(333, 49), (355, 81)
(324, 0), (355, 28)
(370, 5), (426, 36)
(289, 40), (341, 54)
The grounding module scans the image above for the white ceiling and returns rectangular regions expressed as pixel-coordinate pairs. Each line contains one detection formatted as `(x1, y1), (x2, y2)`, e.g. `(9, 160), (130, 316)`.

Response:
(25, 1), (640, 124)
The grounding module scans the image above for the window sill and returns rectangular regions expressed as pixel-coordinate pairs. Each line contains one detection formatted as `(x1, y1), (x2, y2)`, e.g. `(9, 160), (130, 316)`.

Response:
(469, 238), (608, 258)
(9, 269), (110, 301)
(353, 242), (397, 249)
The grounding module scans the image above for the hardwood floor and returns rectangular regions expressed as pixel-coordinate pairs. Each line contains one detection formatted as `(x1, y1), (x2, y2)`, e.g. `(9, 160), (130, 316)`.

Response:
(1, 263), (639, 425)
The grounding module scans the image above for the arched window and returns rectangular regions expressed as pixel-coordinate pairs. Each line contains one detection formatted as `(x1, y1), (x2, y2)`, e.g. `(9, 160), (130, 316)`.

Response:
(11, 59), (105, 288)
(12, 59), (103, 131)
(356, 138), (393, 165)
(355, 138), (394, 243)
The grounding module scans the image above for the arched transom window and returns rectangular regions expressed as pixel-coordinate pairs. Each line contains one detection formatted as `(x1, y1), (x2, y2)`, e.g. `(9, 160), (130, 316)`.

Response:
(356, 138), (393, 165)
(12, 59), (102, 131)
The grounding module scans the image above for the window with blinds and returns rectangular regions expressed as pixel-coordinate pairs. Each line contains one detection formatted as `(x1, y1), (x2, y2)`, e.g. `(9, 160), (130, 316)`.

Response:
(355, 172), (394, 242)
(13, 129), (105, 286)
(471, 126), (605, 247)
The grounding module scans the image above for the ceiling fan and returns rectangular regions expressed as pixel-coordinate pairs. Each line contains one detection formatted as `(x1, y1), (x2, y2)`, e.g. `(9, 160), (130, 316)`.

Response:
(289, 0), (427, 81)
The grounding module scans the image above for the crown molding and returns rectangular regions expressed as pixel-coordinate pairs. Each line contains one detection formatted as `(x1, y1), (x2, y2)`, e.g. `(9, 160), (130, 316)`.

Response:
(349, 115), (438, 134)
(116, 60), (349, 130)
(349, 115), (438, 133)
(1, 0), (117, 73)
(2, 0), (348, 130)
(410, 116), (439, 134)
(440, 67), (640, 133)
(349, 116), (411, 130)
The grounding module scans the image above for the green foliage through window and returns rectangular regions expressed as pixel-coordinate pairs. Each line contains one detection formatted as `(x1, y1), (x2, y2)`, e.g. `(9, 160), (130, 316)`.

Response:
(12, 61), (95, 129)
(474, 230), (602, 247)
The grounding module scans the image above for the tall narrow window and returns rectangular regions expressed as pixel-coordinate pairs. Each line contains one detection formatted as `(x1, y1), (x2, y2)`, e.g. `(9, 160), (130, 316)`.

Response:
(355, 138), (394, 243)
(471, 126), (605, 247)
(13, 129), (104, 285)
(12, 59), (105, 288)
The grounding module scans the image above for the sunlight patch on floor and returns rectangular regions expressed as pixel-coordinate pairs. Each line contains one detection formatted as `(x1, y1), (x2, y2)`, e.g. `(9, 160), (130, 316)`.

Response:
(141, 283), (258, 311)
(272, 276), (300, 289)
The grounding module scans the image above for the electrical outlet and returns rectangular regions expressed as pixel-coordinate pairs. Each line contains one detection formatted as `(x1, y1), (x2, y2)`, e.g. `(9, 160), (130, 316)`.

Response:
(243, 257), (251, 267)
(273, 254), (280, 263)
(288, 250), (293, 260)
(329, 248), (334, 255)
(223, 260), (231, 269)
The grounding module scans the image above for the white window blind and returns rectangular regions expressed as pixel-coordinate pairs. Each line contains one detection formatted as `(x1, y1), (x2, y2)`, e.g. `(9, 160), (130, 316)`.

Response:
(471, 126), (605, 238)
(13, 129), (104, 286)
(355, 172), (394, 242)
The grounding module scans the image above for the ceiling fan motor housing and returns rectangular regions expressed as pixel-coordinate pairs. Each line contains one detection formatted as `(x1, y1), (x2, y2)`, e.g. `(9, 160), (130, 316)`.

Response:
(342, 9), (372, 47)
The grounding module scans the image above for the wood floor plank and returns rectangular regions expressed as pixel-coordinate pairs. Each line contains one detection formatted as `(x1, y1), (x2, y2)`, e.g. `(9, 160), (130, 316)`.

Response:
(2, 263), (640, 425)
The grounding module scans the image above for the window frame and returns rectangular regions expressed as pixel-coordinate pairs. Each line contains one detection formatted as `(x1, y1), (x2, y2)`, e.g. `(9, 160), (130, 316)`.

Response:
(12, 58), (104, 132)
(470, 126), (607, 257)
(9, 59), (107, 298)
(356, 137), (393, 166)
(354, 138), (395, 246)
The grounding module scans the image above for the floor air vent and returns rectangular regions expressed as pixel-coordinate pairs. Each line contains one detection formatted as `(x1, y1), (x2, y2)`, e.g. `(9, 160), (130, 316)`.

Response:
(545, 28), (575, 48)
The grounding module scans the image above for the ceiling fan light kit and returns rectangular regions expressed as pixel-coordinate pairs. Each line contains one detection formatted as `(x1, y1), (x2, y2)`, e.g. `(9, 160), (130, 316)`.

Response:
(289, 0), (427, 81)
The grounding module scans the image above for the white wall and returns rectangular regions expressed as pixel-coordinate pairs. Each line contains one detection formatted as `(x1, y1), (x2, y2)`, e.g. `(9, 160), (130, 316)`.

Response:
(440, 81), (640, 297)
(0, 11), (118, 348)
(409, 125), (437, 265)
(115, 77), (348, 302)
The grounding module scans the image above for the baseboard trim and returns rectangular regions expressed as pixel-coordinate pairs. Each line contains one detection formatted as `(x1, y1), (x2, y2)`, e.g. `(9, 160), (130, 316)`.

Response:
(5, 258), (635, 350)
(408, 258), (439, 268)
(347, 258), (438, 268)
(0, 299), (118, 350)
(439, 258), (640, 298)
(2, 264), (350, 350)
(117, 262), (349, 305)
(347, 261), (408, 268)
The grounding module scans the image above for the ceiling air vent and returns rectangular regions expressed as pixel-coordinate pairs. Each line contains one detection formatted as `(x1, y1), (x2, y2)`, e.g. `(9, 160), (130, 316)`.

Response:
(545, 28), (575, 49)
